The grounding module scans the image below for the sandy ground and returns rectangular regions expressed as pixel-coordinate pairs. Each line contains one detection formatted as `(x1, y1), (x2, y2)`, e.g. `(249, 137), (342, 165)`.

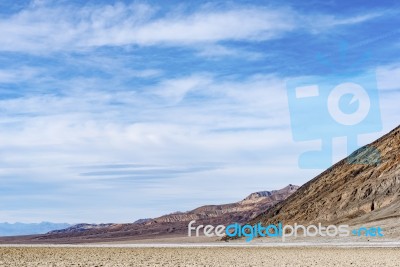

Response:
(0, 246), (400, 267)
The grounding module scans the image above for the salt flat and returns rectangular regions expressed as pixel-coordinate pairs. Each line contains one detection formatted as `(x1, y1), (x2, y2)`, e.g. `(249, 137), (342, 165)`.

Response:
(0, 246), (399, 267)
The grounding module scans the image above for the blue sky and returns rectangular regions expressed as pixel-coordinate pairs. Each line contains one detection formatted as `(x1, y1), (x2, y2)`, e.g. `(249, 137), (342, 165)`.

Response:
(0, 0), (399, 223)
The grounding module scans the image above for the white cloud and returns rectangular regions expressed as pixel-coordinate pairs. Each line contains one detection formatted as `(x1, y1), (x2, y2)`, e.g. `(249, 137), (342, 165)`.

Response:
(0, 3), (293, 53)
(128, 8), (295, 45)
(320, 13), (381, 27)
(304, 13), (383, 34)
(0, 67), (42, 83)
(196, 44), (265, 60)
(0, 73), (307, 222)
(0, 2), (382, 53)
(0, 74), (293, 180)
(150, 75), (213, 103)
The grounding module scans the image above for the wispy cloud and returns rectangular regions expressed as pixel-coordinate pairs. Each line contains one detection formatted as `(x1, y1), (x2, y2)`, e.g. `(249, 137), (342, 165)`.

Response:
(150, 74), (213, 104)
(307, 13), (383, 32)
(0, 66), (42, 84)
(0, 2), (383, 54)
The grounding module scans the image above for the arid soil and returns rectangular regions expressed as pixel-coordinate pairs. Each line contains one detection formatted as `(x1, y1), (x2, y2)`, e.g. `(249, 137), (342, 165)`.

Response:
(0, 247), (399, 267)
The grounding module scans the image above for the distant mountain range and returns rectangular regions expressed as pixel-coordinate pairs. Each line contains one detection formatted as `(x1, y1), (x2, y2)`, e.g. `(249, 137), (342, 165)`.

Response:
(2, 185), (298, 242)
(48, 223), (114, 234)
(0, 185), (297, 239)
(0, 222), (70, 236)
(50, 184), (298, 235)
(48, 220), (153, 235)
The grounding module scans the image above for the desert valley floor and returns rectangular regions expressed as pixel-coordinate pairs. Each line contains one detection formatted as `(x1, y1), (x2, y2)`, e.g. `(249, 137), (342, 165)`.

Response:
(1, 246), (400, 267)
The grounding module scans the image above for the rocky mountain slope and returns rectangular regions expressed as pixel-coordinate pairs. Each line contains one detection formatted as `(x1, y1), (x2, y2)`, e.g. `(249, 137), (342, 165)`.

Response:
(152, 184), (299, 225)
(250, 125), (400, 226)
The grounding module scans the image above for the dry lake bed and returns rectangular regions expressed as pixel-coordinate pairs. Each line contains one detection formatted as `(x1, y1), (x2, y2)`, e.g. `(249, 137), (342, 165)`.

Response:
(0, 246), (400, 266)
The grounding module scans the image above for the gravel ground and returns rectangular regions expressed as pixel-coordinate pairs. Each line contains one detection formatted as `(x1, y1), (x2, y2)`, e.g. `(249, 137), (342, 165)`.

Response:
(0, 247), (399, 267)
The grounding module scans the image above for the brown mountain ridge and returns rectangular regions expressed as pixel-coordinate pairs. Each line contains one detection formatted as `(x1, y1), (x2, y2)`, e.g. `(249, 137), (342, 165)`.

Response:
(153, 184), (299, 224)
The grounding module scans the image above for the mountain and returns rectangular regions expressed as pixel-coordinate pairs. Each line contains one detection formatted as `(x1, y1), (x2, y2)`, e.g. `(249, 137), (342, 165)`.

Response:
(133, 218), (152, 224)
(49, 223), (114, 234)
(49, 219), (153, 234)
(250, 125), (400, 227)
(0, 185), (297, 243)
(152, 184), (299, 225)
(0, 222), (70, 236)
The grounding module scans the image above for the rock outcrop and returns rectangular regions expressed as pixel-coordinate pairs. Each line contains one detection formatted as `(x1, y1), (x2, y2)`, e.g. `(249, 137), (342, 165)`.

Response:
(152, 184), (299, 225)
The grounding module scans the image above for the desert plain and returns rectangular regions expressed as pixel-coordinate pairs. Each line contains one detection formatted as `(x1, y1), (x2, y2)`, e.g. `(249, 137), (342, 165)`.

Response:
(1, 246), (400, 267)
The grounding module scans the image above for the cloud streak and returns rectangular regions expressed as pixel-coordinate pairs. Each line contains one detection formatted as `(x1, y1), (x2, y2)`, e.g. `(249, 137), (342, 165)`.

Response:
(0, 2), (383, 53)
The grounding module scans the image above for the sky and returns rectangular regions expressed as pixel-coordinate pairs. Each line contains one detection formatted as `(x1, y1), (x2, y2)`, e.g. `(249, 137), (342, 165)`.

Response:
(0, 0), (399, 223)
